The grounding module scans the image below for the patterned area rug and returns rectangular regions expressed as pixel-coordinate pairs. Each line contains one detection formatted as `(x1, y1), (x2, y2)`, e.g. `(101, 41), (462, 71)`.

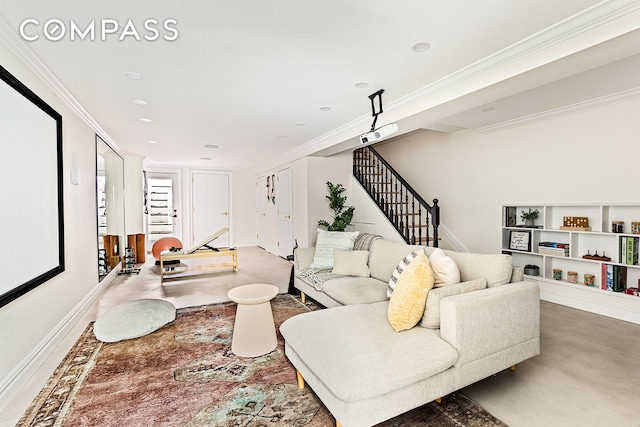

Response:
(17, 294), (507, 427)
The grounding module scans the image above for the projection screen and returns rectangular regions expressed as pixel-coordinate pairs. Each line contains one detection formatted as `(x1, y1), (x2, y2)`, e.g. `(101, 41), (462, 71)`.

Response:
(0, 65), (64, 308)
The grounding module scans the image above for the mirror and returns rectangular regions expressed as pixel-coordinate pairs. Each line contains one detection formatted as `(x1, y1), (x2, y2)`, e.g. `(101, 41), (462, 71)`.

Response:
(96, 135), (125, 280)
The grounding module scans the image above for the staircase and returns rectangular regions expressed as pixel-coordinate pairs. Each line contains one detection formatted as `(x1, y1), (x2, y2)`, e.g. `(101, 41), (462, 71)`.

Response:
(353, 146), (440, 247)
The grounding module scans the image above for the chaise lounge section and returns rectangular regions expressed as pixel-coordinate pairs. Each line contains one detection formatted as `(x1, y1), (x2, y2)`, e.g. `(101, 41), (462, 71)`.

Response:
(280, 236), (540, 427)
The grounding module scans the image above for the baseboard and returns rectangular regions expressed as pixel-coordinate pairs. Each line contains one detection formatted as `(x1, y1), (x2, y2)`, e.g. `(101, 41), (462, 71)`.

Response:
(0, 266), (120, 413)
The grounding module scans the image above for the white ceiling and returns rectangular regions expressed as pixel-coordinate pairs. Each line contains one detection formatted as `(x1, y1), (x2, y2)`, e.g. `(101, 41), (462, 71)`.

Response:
(1, 1), (639, 171)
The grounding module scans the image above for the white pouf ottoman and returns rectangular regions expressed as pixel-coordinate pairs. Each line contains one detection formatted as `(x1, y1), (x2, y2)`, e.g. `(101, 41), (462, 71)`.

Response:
(93, 299), (176, 343)
(227, 284), (279, 357)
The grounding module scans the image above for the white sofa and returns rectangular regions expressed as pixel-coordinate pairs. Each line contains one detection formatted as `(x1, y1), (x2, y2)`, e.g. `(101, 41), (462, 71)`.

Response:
(280, 238), (540, 427)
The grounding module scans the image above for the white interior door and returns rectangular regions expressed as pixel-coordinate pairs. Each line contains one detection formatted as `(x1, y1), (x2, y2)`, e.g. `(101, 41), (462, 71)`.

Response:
(146, 172), (181, 248)
(276, 167), (293, 257)
(191, 172), (230, 248)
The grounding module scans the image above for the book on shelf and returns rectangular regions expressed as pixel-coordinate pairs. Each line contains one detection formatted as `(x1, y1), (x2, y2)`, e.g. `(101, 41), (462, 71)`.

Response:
(602, 263), (627, 292)
(619, 236), (639, 265)
(628, 236), (639, 265)
(602, 263), (613, 291)
(538, 242), (569, 248)
(538, 248), (569, 256)
(537, 242), (569, 257)
(624, 287), (640, 296)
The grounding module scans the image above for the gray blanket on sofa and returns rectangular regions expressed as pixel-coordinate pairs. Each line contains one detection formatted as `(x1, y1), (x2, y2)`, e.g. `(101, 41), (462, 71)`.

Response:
(297, 233), (382, 291)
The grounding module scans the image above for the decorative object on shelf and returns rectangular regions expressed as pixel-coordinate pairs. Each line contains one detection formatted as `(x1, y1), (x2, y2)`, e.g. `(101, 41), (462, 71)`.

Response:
(509, 230), (531, 251)
(317, 181), (355, 231)
(612, 221), (624, 233)
(632, 222), (640, 234)
(520, 208), (539, 227)
(567, 271), (578, 283)
(553, 269), (562, 280)
(560, 216), (592, 231)
(584, 274), (595, 287)
(523, 264), (539, 276)
(582, 250), (611, 261)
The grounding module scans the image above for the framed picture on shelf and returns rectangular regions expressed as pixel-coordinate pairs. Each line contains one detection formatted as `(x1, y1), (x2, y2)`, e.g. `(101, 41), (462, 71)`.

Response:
(505, 206), (517, 227)
(509, 230), (531, 251)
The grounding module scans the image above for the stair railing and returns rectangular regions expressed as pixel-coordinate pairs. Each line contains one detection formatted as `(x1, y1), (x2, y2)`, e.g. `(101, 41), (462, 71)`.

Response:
(353, 146), (439, 246)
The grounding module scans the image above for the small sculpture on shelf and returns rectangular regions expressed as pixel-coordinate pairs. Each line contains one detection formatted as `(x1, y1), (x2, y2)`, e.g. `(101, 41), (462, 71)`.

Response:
(560, 216), (592, 231)
(582, 250), (611, 261)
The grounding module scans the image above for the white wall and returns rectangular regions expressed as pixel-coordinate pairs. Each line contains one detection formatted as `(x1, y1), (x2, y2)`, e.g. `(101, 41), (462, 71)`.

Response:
(0, 45), (101, 405)
(375, 97), (640, 254)
(303, 154), (353, 246)
(124, 155), (145, 235)
(232, 170), (258, 247)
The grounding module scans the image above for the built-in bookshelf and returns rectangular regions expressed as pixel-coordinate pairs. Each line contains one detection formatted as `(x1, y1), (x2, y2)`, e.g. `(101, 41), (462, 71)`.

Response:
(501, 203), (640, 324)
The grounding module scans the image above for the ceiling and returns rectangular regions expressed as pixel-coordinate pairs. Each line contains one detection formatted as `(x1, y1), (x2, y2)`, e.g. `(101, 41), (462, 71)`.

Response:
(1, 1), (639, 171)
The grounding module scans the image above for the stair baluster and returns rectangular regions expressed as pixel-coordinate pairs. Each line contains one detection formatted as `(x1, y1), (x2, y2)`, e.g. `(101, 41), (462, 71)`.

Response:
(353, 146), (439, 247)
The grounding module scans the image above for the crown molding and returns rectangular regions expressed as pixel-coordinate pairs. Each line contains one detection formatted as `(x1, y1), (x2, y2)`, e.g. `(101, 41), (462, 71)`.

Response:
(477, 87), (640, 132)
(0, 11), (121, 154)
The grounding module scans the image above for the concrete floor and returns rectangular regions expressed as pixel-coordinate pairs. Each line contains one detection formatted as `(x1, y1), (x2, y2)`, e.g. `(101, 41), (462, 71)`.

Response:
(2, 246), (640, 426)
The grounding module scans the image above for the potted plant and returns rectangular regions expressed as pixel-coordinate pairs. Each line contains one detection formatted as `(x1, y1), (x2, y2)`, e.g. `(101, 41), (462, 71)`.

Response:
(521, 208), (539, 227)
(318, 181), (355, 231)
(524, 264), (540, 276)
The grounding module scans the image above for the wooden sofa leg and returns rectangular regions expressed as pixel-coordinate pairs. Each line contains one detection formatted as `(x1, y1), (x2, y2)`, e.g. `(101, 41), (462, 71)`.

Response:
(296, 370), (305, 389)
(435, 397), (442, 404)
(510, 364), (517, 371)
(300, 292), (306, 303)
(336, 420), (342, 427)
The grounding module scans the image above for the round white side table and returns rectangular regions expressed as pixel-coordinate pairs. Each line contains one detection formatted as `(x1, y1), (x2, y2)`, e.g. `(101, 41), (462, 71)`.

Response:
(227, 283), (279, 357)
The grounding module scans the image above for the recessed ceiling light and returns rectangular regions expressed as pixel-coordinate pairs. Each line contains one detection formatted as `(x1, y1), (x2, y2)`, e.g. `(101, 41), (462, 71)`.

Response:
(320, 106), (332, 111)
(139, 118), (152, 122)
(124, 71), (142, 80)
(355, 82), (369, 89)
(481, 107), (495, 112)
(200, 157), (212, 160)
(133, 99), (147, 106)
(204, 144), (219, 149)
(411, 41), (431, 52)
(148, 140), (158, 144)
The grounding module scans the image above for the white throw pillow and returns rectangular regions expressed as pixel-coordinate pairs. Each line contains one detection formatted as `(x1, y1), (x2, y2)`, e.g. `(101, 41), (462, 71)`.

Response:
(429, 248), (460, 287)
(387, 249), (425, 297)
(310, 230), (360, 268)
(332, 249), (370, 277)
